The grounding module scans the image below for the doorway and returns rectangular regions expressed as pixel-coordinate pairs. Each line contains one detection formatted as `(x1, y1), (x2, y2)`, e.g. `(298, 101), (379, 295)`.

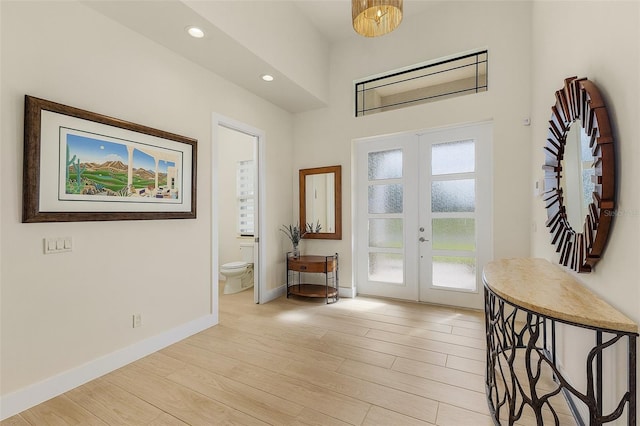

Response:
(212, 114), (266, 310)
(354, 122), (492, 309)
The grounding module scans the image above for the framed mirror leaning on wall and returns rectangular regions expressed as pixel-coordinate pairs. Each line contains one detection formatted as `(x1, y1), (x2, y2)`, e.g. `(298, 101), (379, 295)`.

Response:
(543, 77), (615, 272)
(299, 165), (342, 240)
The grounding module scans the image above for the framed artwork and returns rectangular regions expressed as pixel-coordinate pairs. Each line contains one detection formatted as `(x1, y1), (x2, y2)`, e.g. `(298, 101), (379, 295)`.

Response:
(22, 95), (197, 222)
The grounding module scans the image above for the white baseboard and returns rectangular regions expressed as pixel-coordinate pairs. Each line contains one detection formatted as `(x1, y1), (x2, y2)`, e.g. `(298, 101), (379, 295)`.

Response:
(339, 286), (355, 298)
(266, 284), (354, 301)
(261, 284), (286, 303)
(0, 314), (218, 421)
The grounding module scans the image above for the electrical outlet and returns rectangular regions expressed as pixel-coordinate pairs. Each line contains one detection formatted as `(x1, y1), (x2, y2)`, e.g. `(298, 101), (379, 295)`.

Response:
(132, 313), (142, 328)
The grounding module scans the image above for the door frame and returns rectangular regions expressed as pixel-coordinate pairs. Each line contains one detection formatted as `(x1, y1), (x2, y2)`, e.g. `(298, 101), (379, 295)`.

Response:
(212, 113), (266, 313)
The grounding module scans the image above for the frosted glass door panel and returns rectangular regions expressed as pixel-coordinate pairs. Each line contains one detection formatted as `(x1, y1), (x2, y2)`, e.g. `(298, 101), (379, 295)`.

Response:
(368, 184), (403, 214)
(368, 149), (402, 180)
(369, 253), (403, 284)
(432, 218), (475, 251)
(432, 256), (476, 290)
(431, 136), (476, 291)
(432, 140), (475, 175)
(369, 219), (403, 248)
(432, 180), (475, 212)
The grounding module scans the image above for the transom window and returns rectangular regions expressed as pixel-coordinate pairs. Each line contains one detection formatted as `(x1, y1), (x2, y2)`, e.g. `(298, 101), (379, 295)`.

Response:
(355, 50), (488, 117)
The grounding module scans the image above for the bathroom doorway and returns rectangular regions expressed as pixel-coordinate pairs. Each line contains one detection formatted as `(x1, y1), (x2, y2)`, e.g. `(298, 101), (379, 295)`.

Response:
(212, 114), (265, 309)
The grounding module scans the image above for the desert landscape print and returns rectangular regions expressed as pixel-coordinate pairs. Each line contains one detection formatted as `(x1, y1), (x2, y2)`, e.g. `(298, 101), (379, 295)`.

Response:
(62, 130), (182, 202)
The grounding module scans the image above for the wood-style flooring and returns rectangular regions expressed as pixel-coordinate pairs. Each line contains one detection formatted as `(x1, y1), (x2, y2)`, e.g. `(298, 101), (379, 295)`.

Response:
(2, 290), (496, 425)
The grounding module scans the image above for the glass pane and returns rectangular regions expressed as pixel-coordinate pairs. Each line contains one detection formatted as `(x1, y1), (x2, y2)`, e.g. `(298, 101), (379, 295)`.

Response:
(369, 219), (403, 248)
(432, 140), (475, 175)
(368, 149), (402, 180)
(369, 184), (403, 214)
(369, 253), (403, 284)
(432, 256), (476, 290)
(432, 179), (475, 212)
(432, 218), (475, 251)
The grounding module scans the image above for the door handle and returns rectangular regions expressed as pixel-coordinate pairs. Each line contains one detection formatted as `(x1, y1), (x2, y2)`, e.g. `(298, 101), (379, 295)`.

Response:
(419, 237), (429, 242)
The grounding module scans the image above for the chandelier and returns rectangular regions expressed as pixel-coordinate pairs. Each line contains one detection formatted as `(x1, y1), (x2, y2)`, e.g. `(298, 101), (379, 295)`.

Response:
(352, 0), (403, 37)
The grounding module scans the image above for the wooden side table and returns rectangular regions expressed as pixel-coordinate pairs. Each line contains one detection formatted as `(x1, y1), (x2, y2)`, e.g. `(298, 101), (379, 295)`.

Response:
(286, 254), (339, 304)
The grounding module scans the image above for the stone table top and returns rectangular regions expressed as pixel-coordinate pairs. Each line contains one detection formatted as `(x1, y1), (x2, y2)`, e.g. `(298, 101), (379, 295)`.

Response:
(483, 258), (637, 334)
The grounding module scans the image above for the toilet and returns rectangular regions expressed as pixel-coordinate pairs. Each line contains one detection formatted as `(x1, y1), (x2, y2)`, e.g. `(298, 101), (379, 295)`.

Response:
(220, 242), (254, 294)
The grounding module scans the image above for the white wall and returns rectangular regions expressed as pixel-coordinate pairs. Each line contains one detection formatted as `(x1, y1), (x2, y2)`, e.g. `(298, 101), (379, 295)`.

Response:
(0, 0), (293, 410)
(293, 1), (533, 295)
(218, 126), (254, 268)
(530, 1), (640, 418)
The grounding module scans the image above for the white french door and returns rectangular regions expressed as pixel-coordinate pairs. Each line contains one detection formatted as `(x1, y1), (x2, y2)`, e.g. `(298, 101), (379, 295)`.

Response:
(355, 133), (419, 301)
(355, 122), (492, 309)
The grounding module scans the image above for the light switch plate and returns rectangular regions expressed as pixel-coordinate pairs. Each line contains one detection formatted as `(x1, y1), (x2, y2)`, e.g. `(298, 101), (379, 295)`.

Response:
(44, 237), (72, 254)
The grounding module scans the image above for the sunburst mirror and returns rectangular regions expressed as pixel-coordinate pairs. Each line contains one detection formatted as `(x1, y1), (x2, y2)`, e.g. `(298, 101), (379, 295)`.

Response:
(543, 77), (615, 272)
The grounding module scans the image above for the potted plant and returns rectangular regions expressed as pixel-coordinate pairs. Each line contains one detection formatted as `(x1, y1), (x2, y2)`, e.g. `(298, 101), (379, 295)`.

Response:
(280, 224), (306, 257)
(306, 220), (322, 233)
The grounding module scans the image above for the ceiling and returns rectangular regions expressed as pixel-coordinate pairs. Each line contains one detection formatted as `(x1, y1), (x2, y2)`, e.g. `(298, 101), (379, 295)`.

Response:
(84, 1), (438, 113)
(294, 1), (436, 44)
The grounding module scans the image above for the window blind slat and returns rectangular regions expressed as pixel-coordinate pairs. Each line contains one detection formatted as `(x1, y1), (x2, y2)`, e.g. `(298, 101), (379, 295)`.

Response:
(237, 160), (255, 236)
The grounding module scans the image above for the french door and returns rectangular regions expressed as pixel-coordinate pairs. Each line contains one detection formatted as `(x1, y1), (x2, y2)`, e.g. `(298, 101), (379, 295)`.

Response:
(355, 122), (492, 309)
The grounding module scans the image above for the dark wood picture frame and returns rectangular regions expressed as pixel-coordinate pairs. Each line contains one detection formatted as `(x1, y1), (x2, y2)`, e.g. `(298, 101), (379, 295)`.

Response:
(23, 95), (197, 222)
(542, 77), (615, 272)
(299, 165), (342, 240)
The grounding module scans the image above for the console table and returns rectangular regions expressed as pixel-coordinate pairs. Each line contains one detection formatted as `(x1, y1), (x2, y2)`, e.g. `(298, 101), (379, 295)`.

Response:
(483, 258), (637, 425)
(286, 254), (339, 304)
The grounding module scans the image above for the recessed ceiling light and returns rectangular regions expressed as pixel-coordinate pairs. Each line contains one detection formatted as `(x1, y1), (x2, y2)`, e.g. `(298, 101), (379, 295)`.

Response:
(186, 26), (205, 39)
(261, 74), (274, 82)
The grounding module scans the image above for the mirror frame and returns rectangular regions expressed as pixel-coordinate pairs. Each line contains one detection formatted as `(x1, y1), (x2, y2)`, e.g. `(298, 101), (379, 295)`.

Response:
(543, 77), (615, 272)
(299, 165), (342, 240)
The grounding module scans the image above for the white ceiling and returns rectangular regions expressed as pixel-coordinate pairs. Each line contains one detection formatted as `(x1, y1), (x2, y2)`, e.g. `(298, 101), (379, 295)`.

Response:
(84, 0), (439, 113)
(295, 1), (437, 44)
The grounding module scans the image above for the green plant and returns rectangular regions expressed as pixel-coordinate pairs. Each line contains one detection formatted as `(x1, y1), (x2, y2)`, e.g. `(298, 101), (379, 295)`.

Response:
(65, 144), (76, 183)
(280, 224), (306, 245)
(117, 186), (131, 197)
(306, 220), (322, 233)
(73, 158), (86, 192)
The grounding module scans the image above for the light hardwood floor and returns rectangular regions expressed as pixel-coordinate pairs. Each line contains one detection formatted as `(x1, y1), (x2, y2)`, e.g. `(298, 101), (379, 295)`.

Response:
(2, 290), (495, 426)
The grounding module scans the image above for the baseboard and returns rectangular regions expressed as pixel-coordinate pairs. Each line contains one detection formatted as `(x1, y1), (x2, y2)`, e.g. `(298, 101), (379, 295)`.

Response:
(554, 358), (587, 425)
(339, 286), (355, 298)
(262, 284), (286, 303)
(262, 285), (352, 302)
(0, 314), (218, 421)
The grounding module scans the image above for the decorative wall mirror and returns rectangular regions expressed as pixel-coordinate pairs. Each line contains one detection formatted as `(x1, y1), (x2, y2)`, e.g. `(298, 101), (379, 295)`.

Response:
(299, 165), (342, 240)
(543, 77), (615, 272)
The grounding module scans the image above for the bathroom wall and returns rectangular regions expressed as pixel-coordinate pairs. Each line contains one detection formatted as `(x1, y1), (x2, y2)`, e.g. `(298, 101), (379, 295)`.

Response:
(218, 125), (255, 269)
